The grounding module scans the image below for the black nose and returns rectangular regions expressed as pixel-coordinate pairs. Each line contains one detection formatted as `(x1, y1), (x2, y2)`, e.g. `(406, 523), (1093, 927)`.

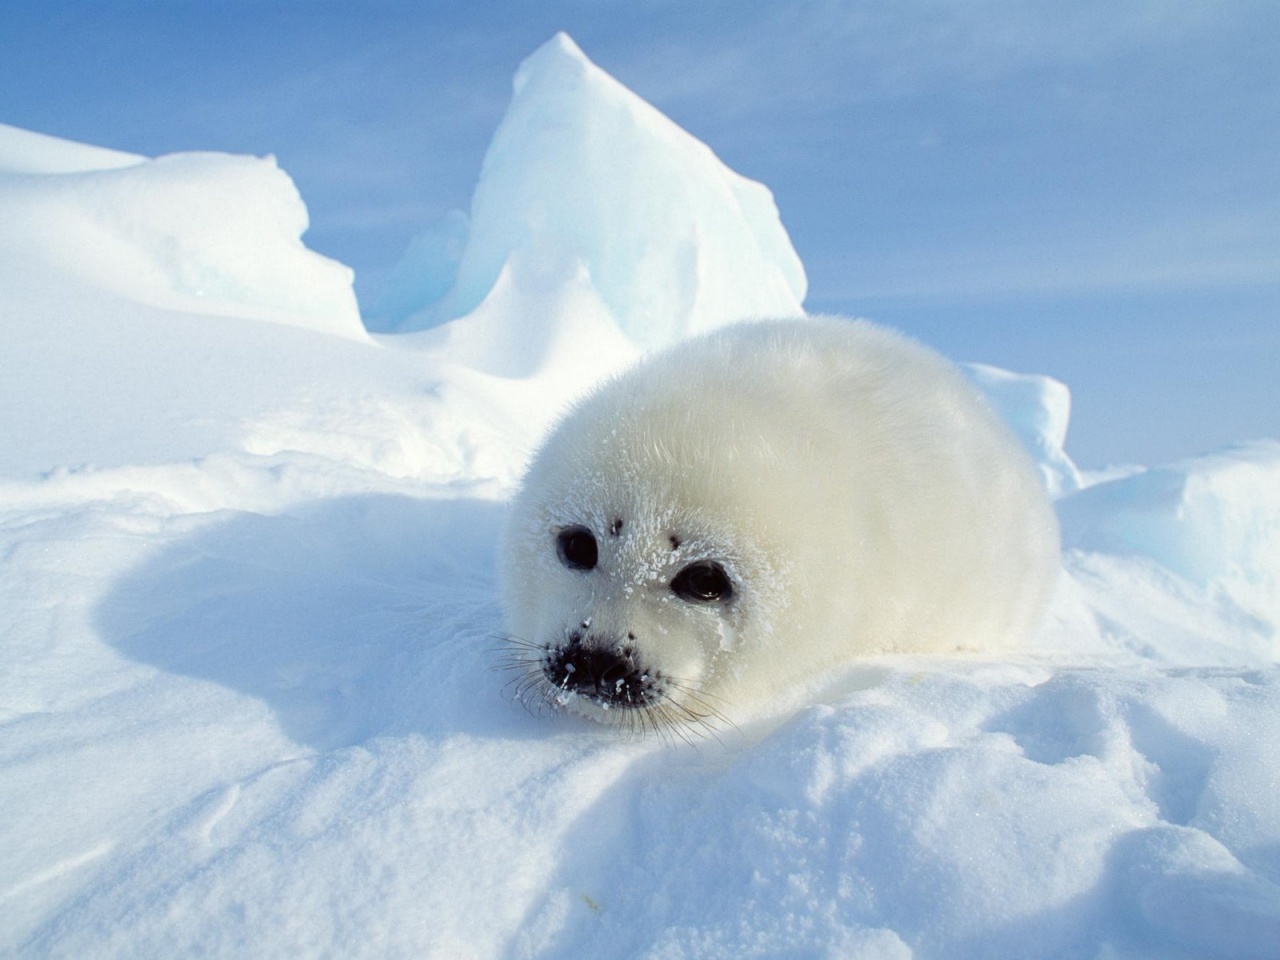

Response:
(545, 641), (651, 707)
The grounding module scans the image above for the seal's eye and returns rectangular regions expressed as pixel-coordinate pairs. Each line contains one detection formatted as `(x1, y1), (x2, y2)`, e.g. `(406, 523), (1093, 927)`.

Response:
(556, 526), (598, 571)
(671, 561), (733, 603)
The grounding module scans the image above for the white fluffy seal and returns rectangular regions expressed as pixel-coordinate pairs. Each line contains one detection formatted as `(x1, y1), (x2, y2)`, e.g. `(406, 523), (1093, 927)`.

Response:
(499, 316), (1059, 732)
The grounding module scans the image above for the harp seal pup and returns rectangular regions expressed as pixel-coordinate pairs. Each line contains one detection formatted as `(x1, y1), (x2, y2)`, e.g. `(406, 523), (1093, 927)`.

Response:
(499, 316), (1060, 732)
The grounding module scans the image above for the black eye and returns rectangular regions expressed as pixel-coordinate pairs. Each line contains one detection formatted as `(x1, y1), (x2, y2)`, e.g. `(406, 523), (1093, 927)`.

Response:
(556, 525), (598, 571)
(671, 561), (733, 603)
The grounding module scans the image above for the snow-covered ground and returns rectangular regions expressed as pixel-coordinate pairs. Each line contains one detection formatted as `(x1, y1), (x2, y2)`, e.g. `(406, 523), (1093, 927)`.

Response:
(2, 34), (1278, 960)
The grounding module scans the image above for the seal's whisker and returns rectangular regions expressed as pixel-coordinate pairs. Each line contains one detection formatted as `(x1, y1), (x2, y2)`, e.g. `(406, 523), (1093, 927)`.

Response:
(494, 662), (543, 679)
(502, 672), (543, 697)
(492, 634), (545, 651)
(632, 709), (650, 744)
(666, 679), (738, 733)
(662, 707), (701, 748)
(652, 708), (682, 748)
(663, 674), (733, 708)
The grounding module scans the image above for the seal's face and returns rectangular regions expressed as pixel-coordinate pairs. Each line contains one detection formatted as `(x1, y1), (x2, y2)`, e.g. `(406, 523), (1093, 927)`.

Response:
(501, 493), (764, 734)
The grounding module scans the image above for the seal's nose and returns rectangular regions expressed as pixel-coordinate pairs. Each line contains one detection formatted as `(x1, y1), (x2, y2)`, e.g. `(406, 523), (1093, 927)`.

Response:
(546, 640), (650, 707)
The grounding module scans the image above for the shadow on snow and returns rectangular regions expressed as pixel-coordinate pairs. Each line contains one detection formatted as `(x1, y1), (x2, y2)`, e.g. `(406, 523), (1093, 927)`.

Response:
(93, 494), (536, 749)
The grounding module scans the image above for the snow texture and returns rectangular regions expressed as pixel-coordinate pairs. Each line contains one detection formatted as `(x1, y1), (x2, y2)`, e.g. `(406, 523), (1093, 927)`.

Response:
(2, 35), (1279, 960)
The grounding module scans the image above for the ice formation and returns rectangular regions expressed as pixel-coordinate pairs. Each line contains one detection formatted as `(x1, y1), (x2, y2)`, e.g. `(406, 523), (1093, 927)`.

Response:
(378, 33), (806, 354)
(368, 208), (469, 331)
(966, 362), (1083, 497)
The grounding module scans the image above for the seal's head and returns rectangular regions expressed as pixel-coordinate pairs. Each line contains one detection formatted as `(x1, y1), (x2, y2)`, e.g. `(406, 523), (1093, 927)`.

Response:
(498, 455), (786, 733)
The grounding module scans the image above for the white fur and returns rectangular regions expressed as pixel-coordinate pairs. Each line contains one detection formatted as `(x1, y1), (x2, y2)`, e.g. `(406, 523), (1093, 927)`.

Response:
(499, 317), (1060, 728)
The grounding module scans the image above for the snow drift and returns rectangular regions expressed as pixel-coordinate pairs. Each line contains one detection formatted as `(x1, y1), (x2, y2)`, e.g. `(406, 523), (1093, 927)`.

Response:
(0, 122), (362, 339)
(1060, 441), (1280, 631)
(3, 33), (1280, 960)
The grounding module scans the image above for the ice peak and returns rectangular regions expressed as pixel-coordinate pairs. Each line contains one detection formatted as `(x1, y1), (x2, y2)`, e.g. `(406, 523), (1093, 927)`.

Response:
(546, 30), (586, 58)
(381, 33), (806, 355)
(513, 32), (591, 94)
(510, 33), (636, 119)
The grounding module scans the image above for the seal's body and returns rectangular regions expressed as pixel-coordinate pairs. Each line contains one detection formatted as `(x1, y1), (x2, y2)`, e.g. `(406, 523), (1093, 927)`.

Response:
(499, 317), (1059, 730)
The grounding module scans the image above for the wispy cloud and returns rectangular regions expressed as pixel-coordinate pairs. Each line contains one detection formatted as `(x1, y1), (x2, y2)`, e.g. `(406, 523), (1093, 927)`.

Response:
(812, 206), (1280, 306)
(613, 0), (1256, 116)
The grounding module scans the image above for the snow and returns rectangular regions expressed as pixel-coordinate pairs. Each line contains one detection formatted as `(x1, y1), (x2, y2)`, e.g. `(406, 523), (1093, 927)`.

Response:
(3, 33), (1279, 960)
(0, 125), (363, 340)
(1060, 442), (1280, 632)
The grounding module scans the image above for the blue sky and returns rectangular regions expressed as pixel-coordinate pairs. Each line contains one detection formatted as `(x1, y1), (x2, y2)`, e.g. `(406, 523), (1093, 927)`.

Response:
(2, 0), (1277, 468)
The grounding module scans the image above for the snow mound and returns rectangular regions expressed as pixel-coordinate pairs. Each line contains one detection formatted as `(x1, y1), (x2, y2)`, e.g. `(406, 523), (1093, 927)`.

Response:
(0, 133), (363, 339)
(966, 362), (1082, 497)
(1059, 441), (1280, 637)
(376, 32), (806, 353)
(407, 250), (640, 382)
